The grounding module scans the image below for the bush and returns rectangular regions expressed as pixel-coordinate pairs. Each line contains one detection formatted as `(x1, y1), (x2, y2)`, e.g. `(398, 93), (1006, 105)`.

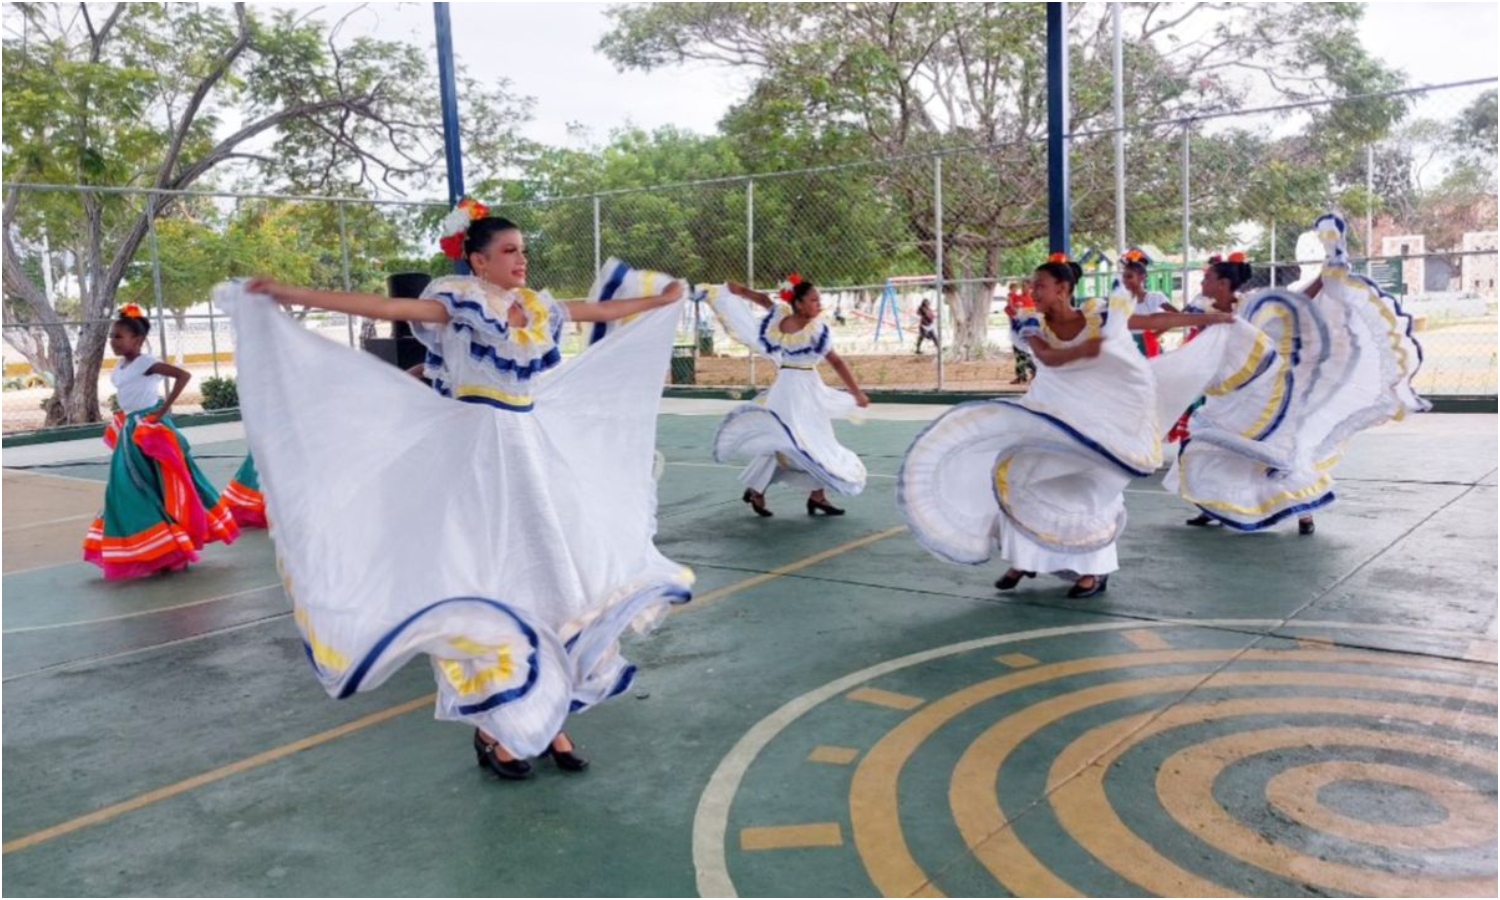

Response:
(200, 376), (239, 411)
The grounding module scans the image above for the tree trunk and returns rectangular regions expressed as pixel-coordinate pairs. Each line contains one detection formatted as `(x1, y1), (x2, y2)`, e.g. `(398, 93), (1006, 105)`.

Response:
(62, 319), (109, 426)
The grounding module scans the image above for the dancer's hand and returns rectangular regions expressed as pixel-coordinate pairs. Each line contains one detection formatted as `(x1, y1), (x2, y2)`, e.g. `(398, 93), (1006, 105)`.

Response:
(658, 280), (685, 304)
(853, 389), (870, 408)
(144, 402), (170, 424)
(727, 281), (749, 298)
(246, 278), (295, 305)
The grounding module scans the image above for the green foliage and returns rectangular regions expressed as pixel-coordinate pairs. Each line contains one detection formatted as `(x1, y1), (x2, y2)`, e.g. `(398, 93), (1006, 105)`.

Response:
(2, 3), (532, 424)
(199, 375), (238, 411)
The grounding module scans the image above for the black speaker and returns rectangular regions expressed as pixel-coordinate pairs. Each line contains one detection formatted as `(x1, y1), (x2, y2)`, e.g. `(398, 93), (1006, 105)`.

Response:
(386, 272), (432, 339)
(360, 272), (432, 369)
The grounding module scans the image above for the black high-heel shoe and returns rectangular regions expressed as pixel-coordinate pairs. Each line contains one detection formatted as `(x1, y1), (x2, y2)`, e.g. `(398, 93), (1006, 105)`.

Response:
(995, 569), (1036, 591)
(1185, 514), (1216, 527)
(742, 488), (773, 517)
(544, 740), (590, 773)
(806, 497), (845, 516)
(1066, 574), (1109, 599)
(1298, 516), (1315, 536)
(473, 729), (533, 780)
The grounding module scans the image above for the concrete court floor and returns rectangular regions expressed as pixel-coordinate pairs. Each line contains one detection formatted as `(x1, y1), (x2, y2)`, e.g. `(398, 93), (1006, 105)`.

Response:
(1, 403), (1495, 897)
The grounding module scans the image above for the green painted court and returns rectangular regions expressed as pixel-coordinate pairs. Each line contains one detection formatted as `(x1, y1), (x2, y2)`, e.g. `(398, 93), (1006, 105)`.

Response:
(3, 403), (1495, 897)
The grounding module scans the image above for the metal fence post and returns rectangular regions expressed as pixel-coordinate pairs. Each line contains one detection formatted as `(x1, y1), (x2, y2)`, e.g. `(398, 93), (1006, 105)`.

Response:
(146, 191), (169, 362)
(747, 178), (756, 391)
(1366, 144), (1376, 276)
(338, 201), (354, 347)
(934, 155), (944, 391)
(1181, 124), (1192, 306)
(207, 301), (220, 378)
(593, 194), (601, 274)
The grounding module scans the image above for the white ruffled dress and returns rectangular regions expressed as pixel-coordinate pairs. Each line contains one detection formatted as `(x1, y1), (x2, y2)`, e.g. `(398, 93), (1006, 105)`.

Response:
(898, 289), (1274, 579)
(703, 287), (867, 496)
(216, 265), (692, 757)
(1164, 214), (1428, 530)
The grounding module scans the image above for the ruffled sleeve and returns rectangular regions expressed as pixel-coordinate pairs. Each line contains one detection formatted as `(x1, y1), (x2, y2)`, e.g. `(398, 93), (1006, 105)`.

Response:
(759, 302), (832, 361)
(1010, 306), (1043, 342)
(414, 277), (567, 384)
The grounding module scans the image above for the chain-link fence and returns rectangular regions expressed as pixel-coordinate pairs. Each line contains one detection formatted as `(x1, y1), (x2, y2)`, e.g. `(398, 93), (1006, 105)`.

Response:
(5, 79), (1495, 433)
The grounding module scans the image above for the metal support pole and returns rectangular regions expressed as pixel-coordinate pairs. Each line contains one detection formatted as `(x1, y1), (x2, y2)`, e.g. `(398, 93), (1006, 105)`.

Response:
(207, 299), (220, 379)
(747, 179), (756, 390)
(934, 156), (944, 391)
(1366, 144), (1376, 276)
(1269, 219), (1277, 285)
(1113, 0), (1126, 257)
(1046, 0), (1071, 256)
(338, 202), (354, 347)
(433, 2), (469, 276)
(146, 193), (169, 363)
(592, 194), (601, 274)
(1181, 124), (1192, 306)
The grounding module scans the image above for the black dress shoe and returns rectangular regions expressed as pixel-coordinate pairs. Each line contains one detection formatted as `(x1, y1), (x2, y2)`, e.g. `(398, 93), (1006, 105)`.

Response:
(1298, 517), (1315, 536)
(1066, 574), (1109, 599)
(995, 569), (1036, 591)
(807, 497), (845, 516)
(473, 730), (533, 780)
(544, 744), (590, 773)
(1185, 513), (1216, 527)
(742, 488), (773, 517)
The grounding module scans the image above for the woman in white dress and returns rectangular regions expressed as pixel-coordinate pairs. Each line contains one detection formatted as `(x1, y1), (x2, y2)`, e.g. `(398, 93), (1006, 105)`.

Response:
(897, 256), (1240, 599)
(1168, 214), (1427, 536)
(220, 209), (690, 781)
(1120, 248), (1178, 358)
(707, 276), (870, 517)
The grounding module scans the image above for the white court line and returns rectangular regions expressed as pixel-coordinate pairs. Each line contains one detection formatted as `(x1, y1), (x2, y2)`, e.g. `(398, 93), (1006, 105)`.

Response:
(3, 582), (285, 634)
(5, 512), (98, 531)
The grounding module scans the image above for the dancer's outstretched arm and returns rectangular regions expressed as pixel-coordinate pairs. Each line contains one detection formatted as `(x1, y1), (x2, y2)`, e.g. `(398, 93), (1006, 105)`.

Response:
(825, 350), (870, 407)
(1127, 311), (1234, 332)
(248, 279), (450, 324)
(726, 282), (775, 309)
(564, 281), (684, 322)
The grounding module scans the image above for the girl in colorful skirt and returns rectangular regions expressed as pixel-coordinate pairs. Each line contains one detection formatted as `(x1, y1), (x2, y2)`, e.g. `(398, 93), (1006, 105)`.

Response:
(220, 205), (691, 780)
(84, 305), (239, 578)
(705, 275), (870, 517)
(223, 455), (266, 528)
(1121, 248), (1178, 358)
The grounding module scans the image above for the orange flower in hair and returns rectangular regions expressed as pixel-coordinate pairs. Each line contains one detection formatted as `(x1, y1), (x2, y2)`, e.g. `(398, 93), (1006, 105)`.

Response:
(1228, 251), (1247, 263)
(119, 304), (146, 319)
(1048, 252), (1069, 264)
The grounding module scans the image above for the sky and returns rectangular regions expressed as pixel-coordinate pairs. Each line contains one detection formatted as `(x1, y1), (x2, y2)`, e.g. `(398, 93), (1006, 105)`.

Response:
(304, 1), (1500, 149)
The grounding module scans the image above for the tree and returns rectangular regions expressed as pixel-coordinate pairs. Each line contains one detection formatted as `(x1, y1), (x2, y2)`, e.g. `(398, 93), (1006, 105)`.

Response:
(2, 3), (531, 425)
(599, 2), (1407, 357)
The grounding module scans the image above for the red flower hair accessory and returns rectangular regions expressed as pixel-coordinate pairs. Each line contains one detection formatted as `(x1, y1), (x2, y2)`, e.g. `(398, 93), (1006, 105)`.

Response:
(1227, 251), (1247, 263)
(119, 304), (146, 319)
(1048, 252), (1069, 264)
(779, 272), (803, 302)
(439, 197), (492, 260)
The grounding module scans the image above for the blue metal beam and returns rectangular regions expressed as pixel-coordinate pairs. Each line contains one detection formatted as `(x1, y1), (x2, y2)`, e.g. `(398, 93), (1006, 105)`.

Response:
(1046, 1), (1071, 258)
(433, 3), (470, 274)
